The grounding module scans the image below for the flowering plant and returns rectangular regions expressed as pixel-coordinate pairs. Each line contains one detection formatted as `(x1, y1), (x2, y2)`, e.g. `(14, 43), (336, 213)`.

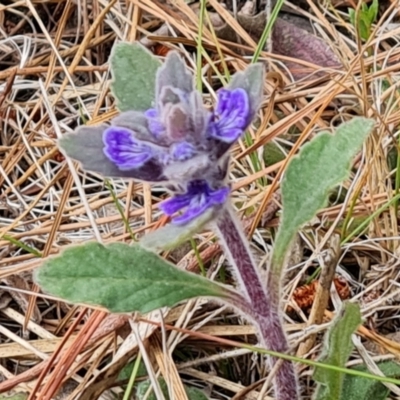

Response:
(60, 50), (262, 227)
(35, 43), (374, 400)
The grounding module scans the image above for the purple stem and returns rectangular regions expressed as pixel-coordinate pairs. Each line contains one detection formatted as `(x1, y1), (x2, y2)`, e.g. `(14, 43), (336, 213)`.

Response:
(215, 207), (299, 400)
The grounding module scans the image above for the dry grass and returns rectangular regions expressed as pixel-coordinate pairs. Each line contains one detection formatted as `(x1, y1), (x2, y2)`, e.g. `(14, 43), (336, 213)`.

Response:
(1, 0), (400, 399)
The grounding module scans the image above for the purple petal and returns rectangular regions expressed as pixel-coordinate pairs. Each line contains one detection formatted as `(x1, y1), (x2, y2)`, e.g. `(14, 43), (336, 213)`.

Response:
(59, 125), (166, 182)
(208, 186), (230, 204)
(172, 198), (209, 225)
(103, 127), (154, 170)
(228, 64), (264, 123)
(144, 108), (165, 138)
(160, 181), (230, 225)
(174, 185), (229, 225)
(171, 141), (196, 161)
(211, 125), (243, 142)
(208, 88), (250, 143)
(159, 193), (193, 215)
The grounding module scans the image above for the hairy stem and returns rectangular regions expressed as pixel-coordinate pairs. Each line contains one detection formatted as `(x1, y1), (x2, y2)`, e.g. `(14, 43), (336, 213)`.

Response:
(215, 207), (299, 400)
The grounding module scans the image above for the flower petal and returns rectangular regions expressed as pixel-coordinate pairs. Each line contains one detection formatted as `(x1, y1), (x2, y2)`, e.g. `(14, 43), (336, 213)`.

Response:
(103, 127), (154, 170)
(59, 125), (167, 182)
(228, 63), (264, 123)
(159, 181), (230, 225)
(159, 193), (192, 215)
(209, 88), (250, 143)
(173, 184), (229, 225)
(172, 198), (209, 225)
(171, 141), (196, 161)
(208, 186), (230, 204)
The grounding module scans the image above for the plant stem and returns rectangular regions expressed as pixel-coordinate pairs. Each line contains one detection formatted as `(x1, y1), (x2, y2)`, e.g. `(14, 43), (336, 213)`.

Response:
(215, 207), (298, 400)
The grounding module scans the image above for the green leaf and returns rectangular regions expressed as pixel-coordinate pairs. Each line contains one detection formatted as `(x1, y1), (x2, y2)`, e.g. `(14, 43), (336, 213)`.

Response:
(272, 117), (374, 269)
(313, 302), (362, 400)
(118, 358), (147, 381)
(358, 18), (370, 41)
(368, 0), (379, 24)
(141, 209), (213, 251)
(137, 378), (209, 400)
(0, 394), (28, 400)
(136, 379), (162, 400)
(35, 242), (228, 313)
(263, 141), (286, 166)
(110, 42), (161, 112)
(342, 361), (400, 400)
(185, 387), (209, 400)
(348, 9), (356, 26)
(348, 0), (378, 41)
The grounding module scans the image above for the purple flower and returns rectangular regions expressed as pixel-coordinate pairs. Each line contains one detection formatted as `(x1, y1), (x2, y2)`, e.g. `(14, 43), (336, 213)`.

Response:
(160, 181), (230, 225)
(103, 126), (155, 170)
(208, 88), (250, 143)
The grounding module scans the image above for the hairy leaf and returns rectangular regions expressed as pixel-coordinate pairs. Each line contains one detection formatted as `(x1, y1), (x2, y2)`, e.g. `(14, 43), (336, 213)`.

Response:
(35, 242), (228, 313)
(155, 51), (194, 101)
(342, 361), (400, 400)
(313, 302), (362, 400)
(141, 209), (213, 251)
(110, 42), (161, 112)
(272, 117), (374, 269)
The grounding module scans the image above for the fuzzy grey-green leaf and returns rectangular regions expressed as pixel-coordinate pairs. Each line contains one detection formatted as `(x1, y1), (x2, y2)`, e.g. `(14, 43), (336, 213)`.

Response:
(141, 209), (213, 251)
(272, 117), (374, 267)
(313, 302), (362, 400)
(341, 361), (400, 400)
(110, 42), (161, 112)
(35, 242), (228, 313)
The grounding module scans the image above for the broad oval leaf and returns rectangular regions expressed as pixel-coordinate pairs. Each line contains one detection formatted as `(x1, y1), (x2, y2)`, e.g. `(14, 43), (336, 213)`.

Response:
(272, 117), (374, 268)
(110, 42), (161, 112)
(35, 242), (228, 313)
